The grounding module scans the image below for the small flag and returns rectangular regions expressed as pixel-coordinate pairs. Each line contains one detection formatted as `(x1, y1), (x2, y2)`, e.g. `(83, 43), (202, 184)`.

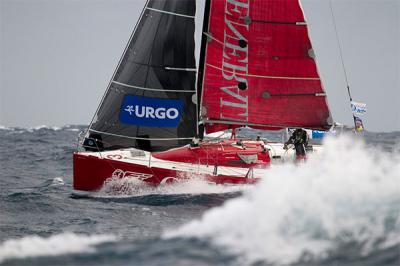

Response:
(354, 116), (364, 132)
(351, 101), (367, 115)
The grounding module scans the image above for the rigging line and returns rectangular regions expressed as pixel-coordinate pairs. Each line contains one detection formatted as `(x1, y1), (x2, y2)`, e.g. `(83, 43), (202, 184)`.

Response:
(112, 81), (195, 93)
(89, 129), (193, 141)
(329, 0), (352, 101)
(329, 0), (360, 132)
(86, 0), (150, 137)
(106, 5), (197, 141)
(101, 7), (167, 139)
(206, 64), (320, 80)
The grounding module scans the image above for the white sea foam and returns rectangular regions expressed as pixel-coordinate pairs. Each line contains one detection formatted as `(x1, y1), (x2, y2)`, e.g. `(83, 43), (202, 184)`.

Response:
(98, 174), (248, 197)
(51, 177), (65, 186)
(0, 232), (117, 263)
(28, 125), (62, 131)
(0, 125), (61, 132)
(66, 128), (80, 132)
(0, 125), (12, 130)
(0, 125), (82, 133)
(164, 135), (400, 264)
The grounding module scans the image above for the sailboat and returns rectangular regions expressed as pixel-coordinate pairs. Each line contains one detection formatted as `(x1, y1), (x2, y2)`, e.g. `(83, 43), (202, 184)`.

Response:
(73, 0), (333, 192)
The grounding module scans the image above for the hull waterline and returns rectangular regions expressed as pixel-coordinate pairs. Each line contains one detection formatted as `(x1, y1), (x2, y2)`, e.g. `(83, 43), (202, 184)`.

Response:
(73, 140), (269, 192)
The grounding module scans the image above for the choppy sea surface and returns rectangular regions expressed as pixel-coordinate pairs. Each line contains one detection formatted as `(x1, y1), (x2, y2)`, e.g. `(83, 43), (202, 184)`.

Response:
(0, 125), (399, 266)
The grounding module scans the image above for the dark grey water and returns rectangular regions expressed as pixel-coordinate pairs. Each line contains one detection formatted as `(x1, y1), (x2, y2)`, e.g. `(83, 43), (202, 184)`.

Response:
(0, 125), (399, 266)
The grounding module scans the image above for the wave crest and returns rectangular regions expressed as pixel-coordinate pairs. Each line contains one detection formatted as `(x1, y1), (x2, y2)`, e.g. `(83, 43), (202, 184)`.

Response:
(165, 136), (400, 264)
(0, 232), (117, 263)
(0, 124), (83, 132)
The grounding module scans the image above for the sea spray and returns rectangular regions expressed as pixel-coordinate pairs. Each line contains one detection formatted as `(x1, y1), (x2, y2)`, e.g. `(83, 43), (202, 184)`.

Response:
(164, 135), (400, 265)
(98, 174), (248, 197)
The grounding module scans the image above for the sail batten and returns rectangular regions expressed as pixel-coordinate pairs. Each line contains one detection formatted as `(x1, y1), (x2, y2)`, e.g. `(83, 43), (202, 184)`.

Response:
(146, 7), (196, 18)
(164, 67), (197, 72)
(206, 63), (321, 80)
(250, 20), (307, 25)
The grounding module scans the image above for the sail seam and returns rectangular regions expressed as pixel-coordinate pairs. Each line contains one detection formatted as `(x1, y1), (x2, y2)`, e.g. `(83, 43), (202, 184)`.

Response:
(146, 7), (195, 19)
(121, 59), (196, 70)
(205, 120), (282, 128)
(206, 64), (320, 80)
(269, 93), (326, 97)
(112, 81), (195, 93)
(89, 129), (193, 141)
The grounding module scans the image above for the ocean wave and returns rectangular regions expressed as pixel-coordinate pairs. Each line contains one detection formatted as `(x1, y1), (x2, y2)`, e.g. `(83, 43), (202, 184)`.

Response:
(0, 125), (11, 130)
(0, 125), (84, 133)
(51, 177), (65, 186)
(164, 135), (400, 265)
(0, 232), (117, 263)
(28, 125), (62, 131)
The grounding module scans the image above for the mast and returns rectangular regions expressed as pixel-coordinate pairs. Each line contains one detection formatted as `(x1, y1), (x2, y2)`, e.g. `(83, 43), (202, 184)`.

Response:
(196, 0), (211, 139)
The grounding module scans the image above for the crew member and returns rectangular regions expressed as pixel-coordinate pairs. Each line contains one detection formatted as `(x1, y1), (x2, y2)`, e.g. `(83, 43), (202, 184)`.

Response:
(283, 128), (309, 159)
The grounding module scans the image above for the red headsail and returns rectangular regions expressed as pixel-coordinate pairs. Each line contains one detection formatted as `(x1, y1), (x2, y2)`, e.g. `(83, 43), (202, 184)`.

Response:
(200, 0), (332, 133)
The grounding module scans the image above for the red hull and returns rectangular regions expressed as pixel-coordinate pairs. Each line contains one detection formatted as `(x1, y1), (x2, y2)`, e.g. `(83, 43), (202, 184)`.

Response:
(73, 140), (269, 192)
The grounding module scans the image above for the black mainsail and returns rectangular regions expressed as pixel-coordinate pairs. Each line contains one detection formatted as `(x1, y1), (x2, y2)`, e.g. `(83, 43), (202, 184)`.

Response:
(86, 0), (198, 151)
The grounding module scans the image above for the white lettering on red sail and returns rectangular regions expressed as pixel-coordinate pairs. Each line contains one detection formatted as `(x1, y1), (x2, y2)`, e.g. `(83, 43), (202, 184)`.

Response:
(220, 0), (250, 120)
(201, 0), (332, 133)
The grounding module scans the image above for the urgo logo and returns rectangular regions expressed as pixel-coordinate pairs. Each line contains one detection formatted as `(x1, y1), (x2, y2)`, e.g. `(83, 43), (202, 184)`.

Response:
(119, 95), (183, 127)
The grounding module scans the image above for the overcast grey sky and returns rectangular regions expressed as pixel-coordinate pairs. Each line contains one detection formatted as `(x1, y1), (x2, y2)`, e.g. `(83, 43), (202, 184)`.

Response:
(1, 0), (399, 132)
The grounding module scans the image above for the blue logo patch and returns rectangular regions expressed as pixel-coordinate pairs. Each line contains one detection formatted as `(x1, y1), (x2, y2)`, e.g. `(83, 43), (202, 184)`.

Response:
(311, 130), (327, 139)
(119, 95), (183, 127)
